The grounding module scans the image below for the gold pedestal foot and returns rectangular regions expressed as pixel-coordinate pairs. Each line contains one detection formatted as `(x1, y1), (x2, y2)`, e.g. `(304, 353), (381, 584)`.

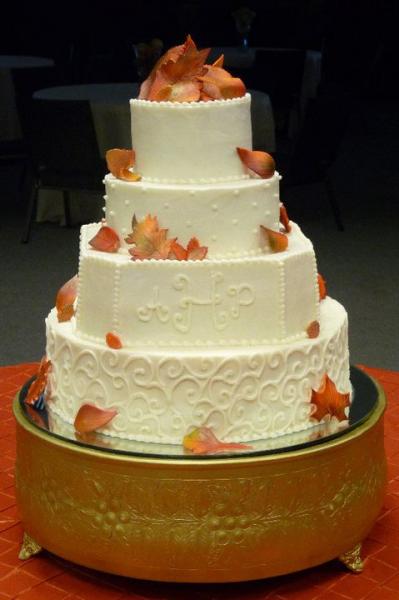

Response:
(339, 542), (364, 573)
(19, 532), (42, 560)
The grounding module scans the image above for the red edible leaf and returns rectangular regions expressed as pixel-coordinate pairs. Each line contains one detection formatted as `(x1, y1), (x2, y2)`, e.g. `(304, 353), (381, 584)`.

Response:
(106, 332), (122, 349)
(106, 149), (141, 182)
(311, 374), (350, 422)
(183, 427), (252, 455)
(237, 148), (275, 178)
(25, 357), (51, 406)
(260, 225), (288, 253)
(56, 275), (78, 323)
(169, 237), (208, 261)
(280, 203), (291, 233)
(89, 226), (121, 253)
(74, 403), (117, 434)
(307, 320), (320, 338)
(318, 273), (327, 300)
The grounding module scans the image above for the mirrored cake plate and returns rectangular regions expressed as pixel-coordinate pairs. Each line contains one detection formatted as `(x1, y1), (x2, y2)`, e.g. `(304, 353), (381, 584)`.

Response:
(14, 366), (387, 582)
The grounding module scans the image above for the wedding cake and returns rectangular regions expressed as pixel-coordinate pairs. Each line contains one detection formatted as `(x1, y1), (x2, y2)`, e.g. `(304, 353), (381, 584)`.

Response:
(36, 37), (351, 448)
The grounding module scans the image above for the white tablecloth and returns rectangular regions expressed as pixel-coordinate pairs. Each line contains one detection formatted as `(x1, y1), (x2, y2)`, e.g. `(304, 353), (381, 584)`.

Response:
(33, 82), (275, 224)
(0, 55), (54, 141)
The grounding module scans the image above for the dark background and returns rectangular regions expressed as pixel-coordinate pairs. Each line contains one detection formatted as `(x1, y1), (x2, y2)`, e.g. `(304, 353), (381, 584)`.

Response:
(1, 0), (398, 95)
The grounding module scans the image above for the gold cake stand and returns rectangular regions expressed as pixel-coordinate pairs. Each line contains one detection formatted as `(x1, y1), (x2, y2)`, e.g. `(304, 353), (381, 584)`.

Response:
(14, 367), (387, 583)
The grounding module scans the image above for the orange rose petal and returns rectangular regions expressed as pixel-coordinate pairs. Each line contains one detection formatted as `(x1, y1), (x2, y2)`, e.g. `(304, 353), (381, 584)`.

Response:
(119, 170), (142, 182)
(106, 332), (122, 349)
(89, 226), (121, 253)
(170, 239), (188, 260)
(183, 427), (252, 455)
(106, 149), (140, 182)
(199, 66), (246, 100)
(199, 91), (214, 102)
(56, 275), (78, 323)
(199, 77), (223, 100)
(218, 76), (246, 99)
(311, 375), (350, 422)
(260, 225), (288, 253)
(57, 304), (75, 323)
(237, 147), (275, 178)
(318, 273), (327, 300)
(280, 203), (292, 233)
(186, 237), (208, 260)
(25, 357), (51, 406)
(106, 148), (134, 175)
(307, 320), (320, 339)
(154, 80), (201, 103)
(74, 403), (118, 434)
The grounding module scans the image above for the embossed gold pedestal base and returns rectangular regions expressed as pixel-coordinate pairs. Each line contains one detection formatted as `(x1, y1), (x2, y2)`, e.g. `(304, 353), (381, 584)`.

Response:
(19, 532), (42, 560)
(339, 543), (364, 573)
(13, 375), (386, 583)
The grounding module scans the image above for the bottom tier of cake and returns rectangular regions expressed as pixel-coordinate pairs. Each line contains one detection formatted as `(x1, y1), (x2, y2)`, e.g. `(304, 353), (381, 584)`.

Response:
(45, 297), (351, 444)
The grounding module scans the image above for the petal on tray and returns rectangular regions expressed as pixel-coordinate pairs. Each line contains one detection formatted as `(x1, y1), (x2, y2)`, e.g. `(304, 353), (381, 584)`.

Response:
(74, 404), (118, 434)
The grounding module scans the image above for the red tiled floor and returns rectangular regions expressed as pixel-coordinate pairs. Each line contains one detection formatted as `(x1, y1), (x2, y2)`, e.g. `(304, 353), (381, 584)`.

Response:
(0, 363), (398, 600)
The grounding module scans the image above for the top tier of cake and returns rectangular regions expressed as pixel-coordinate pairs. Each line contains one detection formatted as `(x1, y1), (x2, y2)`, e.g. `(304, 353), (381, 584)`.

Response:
(131, 94), (252, 183)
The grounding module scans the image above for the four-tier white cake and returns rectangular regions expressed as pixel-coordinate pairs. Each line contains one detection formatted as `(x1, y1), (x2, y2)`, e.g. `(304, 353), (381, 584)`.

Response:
(45, 81), (351, 445)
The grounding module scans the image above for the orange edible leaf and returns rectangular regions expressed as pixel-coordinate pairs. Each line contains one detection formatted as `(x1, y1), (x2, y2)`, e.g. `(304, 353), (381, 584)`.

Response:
(237, 147), (275, 178)
(170, 237), (208, 261)
(199, 65), (246, 100)
(125, 214), (174, 260)
(142, 35), (210, 102)
(212, 54), (224, 68)
(106, 332), (122, 349)
(89, 226), (120, 253)
(307, 320), (320, 339)
(260, 225), (288, 253)
(186, 237), (208, 260)
(139, 34), (198, 99)
(318, 273), (327, 300)
(311, 375), (350, 422)
(74, 403), (117, 434)
(25, 357), (51, 406)
(106, 149), (141, 182)
(280, 203), (291, 233)
(150, 77), (201, 102)
(56, 275), (78, 322)
(183, 427), (252, 455)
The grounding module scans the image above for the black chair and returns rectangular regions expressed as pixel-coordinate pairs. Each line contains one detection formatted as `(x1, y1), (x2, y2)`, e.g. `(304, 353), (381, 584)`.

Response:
(21, 98), (105, 243)
(279, 93), (353, 231)
(248, 49), (306, 135)
(0, 66), (58, 204)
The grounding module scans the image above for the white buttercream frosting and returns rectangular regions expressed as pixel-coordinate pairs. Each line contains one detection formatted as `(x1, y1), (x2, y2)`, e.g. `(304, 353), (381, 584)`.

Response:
(76, 222), (319, 348)
(130, 94), (252, 182)
(104, 172), (280, 257)
(46, 298), (350, 444)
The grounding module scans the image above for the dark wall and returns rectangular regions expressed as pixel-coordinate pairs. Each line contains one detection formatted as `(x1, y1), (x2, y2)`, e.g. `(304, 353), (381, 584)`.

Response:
(3, 0), (397, 95)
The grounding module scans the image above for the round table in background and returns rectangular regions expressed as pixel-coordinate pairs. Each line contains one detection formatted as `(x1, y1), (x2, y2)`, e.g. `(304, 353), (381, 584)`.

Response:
(34, 82), (140, 155)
